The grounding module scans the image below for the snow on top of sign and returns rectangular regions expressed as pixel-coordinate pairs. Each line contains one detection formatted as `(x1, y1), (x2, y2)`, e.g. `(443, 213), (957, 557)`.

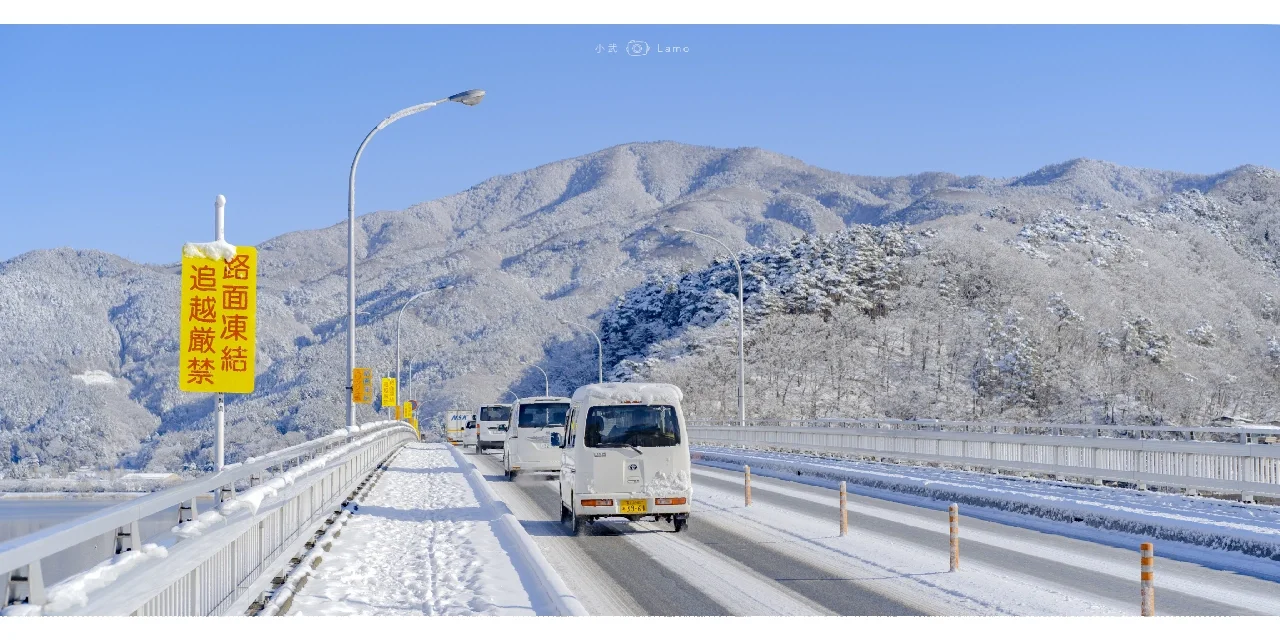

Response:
(72, 370), (117, 386)
(571, 382), (683, 406)
(182, 239), (238, 261)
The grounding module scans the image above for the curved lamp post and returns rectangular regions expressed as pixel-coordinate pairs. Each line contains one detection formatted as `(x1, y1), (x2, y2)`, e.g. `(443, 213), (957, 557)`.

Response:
(663, 225), (746, 427)
(345, 89), (485, 427)
(528, 363), (550, 397)
(395, 284), (454, 405)
(506, 391), (519, 404)
(560, 319), (603, 384)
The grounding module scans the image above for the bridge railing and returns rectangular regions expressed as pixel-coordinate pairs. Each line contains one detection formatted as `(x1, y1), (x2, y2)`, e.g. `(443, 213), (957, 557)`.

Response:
(687, 418), (1280, 500)
(1, 420), (418, 616)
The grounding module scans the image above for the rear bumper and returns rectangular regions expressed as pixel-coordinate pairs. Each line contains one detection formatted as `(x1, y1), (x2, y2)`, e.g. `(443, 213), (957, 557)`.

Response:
(574, 494), (692, 517)
(509, 460), (560, 473)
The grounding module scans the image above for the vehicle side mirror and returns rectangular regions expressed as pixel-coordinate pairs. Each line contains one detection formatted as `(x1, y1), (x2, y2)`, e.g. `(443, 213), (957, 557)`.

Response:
(550, 432), (562, 448)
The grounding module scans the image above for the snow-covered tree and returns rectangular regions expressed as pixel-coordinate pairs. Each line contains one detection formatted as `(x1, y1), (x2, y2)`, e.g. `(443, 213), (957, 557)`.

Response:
(1122, 316), (1174, 364)
(1186, 322), (1217, 347)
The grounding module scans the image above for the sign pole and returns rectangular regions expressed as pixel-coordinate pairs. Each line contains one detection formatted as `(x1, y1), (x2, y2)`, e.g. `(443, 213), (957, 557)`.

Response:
(213, 195), (226, 471)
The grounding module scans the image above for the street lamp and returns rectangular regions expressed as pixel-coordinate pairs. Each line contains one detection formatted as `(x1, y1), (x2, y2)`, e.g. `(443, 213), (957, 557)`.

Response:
(560, 319), (603, 384)
(395, 284), (454, 404)
(523, 361), (550, 396)
(345, 89), (485, 427)
(506, 391), (519, 404)
(663, 225), (746, 427)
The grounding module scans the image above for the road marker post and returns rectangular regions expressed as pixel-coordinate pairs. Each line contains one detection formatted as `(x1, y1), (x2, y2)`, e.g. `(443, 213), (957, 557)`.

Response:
(949, 503), (959, 572)
(744, 464), (752, 506)
(839, 481), (848, 536)
(1141, 542), (1155, 616)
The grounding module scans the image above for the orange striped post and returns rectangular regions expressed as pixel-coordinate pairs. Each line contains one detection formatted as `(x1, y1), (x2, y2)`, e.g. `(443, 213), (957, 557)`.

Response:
(948, 503), (959, 572)
(839, 481), (848, 536)
(1140, 542), (1155, 616)
(744, 465), (752, 506)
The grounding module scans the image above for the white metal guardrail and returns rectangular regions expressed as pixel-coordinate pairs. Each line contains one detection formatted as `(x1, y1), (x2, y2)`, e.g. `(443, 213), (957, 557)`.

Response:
(688, 418), (1280, 500)
(0, 420), (417, 616)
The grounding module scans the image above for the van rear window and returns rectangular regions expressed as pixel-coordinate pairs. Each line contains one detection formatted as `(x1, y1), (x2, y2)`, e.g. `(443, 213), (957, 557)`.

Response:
(480, 405), (511, 422)
(518, 403), (568, 428)
(585, 405), (680, 448)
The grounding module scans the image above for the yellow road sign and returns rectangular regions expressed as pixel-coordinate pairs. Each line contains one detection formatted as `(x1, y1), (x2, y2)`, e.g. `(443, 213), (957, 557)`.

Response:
(352, 368), (373, 404)
(381, 378), (397, 410)
(179, 247), (257, 393)
(402, 401), (414, 420)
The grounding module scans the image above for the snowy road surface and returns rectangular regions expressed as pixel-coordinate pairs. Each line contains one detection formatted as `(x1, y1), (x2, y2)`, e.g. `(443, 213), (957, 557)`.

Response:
(285, 442), (547, 616)
(470, 448), (1280, 616)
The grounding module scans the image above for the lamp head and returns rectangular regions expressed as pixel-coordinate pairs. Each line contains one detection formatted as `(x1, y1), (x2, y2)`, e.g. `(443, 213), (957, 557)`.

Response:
(448, 89), (486, 106)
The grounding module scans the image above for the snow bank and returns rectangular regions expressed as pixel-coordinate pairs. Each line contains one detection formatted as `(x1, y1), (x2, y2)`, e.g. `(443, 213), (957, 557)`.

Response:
(448, 445), (588, 615)
(570, 382), (683, 406)
(693, 446), (1280, 570)
(71, 370), (117, 386)
(181, 240), (238, 261)
(259, 509), (353, 616)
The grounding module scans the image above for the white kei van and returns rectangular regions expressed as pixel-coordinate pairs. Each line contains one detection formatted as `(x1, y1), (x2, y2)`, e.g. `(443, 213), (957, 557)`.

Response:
(555, 383), (691, 534)
(476, 404), (512, 451)
(502, 396), (571, 478)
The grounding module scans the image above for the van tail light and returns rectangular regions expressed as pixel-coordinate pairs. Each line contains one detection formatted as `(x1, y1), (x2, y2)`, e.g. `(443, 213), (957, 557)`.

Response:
(580, 499), (614, 507)
(654, 497), (687, 505)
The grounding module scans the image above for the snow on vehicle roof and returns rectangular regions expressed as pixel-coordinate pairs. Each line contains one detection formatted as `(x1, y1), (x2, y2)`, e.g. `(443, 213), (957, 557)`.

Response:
(516, 396), (571, 404)
(571, 382), (683, 406)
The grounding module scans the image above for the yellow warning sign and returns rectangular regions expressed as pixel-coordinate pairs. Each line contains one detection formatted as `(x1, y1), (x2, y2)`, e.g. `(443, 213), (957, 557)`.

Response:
(381, 378), (397, 410)
(352, 368), (373, 404)
(402, 401), (414, 420)
(179, 247), (257, 393)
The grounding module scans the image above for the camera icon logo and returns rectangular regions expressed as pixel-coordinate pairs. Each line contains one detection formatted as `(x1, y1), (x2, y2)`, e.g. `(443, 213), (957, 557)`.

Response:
(626, 40), (650, 56)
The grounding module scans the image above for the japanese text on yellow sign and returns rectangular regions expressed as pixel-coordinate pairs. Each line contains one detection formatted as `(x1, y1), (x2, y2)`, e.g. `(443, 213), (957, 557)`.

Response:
(402, 401), (414, 420)
(381, 378), (397, 410)
(352, 368), (372, 404)
(179, 248), (257, 393)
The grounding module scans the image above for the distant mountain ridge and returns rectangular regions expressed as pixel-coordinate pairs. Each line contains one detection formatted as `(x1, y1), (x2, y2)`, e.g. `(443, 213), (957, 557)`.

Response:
(1, 141), (1277, 477)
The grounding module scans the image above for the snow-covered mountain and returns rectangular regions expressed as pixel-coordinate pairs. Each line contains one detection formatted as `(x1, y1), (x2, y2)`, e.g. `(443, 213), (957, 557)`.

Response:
(2, 142), (1278, 477)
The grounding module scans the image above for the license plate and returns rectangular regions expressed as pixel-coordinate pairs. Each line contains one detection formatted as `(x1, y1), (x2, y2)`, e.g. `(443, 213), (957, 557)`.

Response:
(620, 499), (647, 514)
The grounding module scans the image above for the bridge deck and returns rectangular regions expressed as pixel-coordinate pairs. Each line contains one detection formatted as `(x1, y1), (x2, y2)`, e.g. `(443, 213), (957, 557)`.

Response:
(283, 442), (541, 615)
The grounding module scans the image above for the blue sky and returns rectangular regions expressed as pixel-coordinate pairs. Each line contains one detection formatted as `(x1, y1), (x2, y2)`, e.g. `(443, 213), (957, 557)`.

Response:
(1, 25), (1276, 264)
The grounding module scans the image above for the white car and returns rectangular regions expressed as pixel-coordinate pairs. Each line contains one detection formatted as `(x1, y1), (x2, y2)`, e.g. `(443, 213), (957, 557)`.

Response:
(476, 404), (512, 451)
(556, 382), (691, 535)
(503, 396), (571, 478)
(462, 419), (479, 450)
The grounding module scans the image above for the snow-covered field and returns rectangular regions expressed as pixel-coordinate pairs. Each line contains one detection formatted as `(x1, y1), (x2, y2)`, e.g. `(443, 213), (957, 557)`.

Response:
(285, 443), (553, 616)
(693, 446), (1280, 580)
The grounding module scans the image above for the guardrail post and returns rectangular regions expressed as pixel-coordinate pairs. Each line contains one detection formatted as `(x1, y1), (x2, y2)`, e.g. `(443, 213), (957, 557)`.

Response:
(4, 561), (46, 606)
(115, 520), (141, 554)
(948, 503), (959, 572)
(839, 481), (848, 536)
(744, 465), (752, 506)
(1140, 542), (1154, 616)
